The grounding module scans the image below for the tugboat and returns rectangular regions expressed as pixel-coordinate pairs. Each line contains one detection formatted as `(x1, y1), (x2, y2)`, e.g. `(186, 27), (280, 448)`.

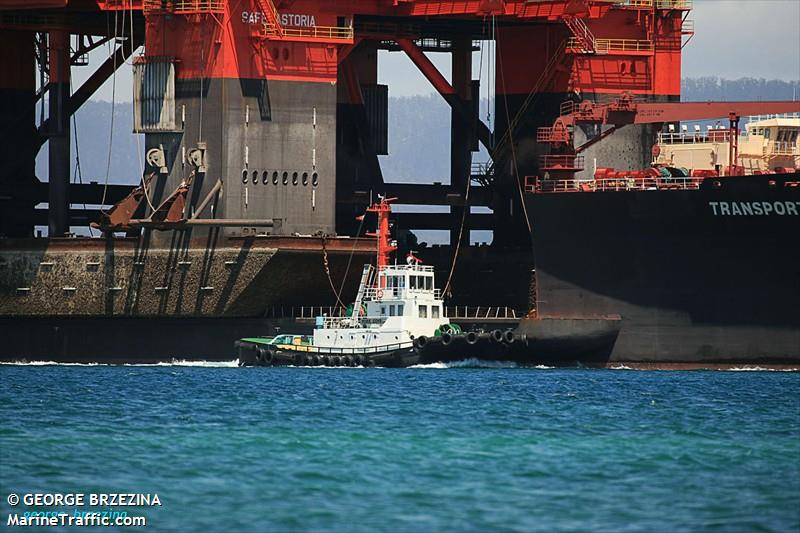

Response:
(237, 197), (462, 367)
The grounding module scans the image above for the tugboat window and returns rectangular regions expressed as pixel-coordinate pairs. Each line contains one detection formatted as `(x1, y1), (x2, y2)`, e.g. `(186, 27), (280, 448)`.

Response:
(389, 305), (395, 316)
(381, 306), (386, 315)
(410, 277), (417, 289)
(419, 305), (427, 318)
(397, 304), (404, 315)
(425, 277), (432, 290)
(432, 306), (440, 319)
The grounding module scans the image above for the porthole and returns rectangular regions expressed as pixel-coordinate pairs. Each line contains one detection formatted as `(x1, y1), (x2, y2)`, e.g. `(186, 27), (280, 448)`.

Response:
(292, 172), (298, 186)
(272, 171), (278, 185)
(262, 171), (269, 184)
(282, 48), (289, 61)
(302, 172), (309, 186)
(282, 171), (288, 185)
(242, 169), (248, 184)
(252, 170), (258, 184)
(312, 172), (319, 187)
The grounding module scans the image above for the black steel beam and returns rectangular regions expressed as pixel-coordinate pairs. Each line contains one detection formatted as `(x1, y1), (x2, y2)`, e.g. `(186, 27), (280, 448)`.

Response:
(338, 183), (493, 206)
(0, 181), (134, 205)
(394, 212), (493, 231)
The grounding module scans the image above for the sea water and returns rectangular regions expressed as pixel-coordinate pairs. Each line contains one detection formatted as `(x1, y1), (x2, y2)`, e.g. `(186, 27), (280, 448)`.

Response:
(1, 363), (798, 532)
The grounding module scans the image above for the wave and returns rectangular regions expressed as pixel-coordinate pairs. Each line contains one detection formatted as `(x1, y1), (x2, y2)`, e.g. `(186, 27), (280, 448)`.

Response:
(410, 358), (520, 369)
(728, 366), (797, 372)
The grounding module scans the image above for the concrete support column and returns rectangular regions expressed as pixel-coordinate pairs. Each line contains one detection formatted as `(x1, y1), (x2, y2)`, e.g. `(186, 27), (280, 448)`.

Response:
(450, 36), (472, 247)
(48, 29), (71, 237)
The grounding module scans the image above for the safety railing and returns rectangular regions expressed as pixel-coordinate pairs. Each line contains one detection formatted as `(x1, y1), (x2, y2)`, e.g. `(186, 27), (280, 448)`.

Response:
(318, 316), (388, 329)
(658, 131), (733, 144)
(593, 38), (654, 53)
(444, 306), (519, 320)
(539, 154), (585, 170)
(537, 126), (570, 143)
(615, 0), (654, 8)
(681, 19), (695, 34)
(656, 0), (692, 9)
(143, 0), (224, 13)
(265, 306), (346, 319)
(765, 142), (799, 156)
(266, 25), (354, 42)
(567, 38), (653, 54)
(362, 287), (443, 300)
(525, 176), (704, 193)
(748, 113), (800, 123)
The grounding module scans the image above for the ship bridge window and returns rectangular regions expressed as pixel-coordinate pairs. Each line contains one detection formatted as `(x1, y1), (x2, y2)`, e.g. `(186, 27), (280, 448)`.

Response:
(432, 306), (440, 319)
(389, 305), (395, 316)
(397, 304), (404, 315)
(764, 128), (771, 139)
(425, 276), (432, 290)
(418, 305), (427, 318)
(410, 276), (417, 290)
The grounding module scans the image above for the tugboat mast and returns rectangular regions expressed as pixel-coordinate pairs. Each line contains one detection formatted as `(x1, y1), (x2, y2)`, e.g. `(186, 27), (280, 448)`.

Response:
(366, 197), (398, 281)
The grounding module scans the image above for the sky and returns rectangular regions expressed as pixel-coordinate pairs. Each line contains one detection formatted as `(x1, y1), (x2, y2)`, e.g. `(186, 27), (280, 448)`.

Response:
(75, 0), (800, 103)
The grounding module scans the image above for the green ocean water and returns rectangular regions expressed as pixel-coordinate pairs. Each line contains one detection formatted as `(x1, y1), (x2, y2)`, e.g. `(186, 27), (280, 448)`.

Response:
(1, 363), (798, 532)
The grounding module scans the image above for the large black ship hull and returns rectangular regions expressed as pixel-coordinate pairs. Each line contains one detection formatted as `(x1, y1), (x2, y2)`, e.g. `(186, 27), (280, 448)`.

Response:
(524, 173), (800, 364)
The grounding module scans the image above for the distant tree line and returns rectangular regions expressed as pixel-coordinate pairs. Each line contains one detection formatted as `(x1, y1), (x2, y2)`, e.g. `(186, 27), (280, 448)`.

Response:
(36, 77), (799, 186)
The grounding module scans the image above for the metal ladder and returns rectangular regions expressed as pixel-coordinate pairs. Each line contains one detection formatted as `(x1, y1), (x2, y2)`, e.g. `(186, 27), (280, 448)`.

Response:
(350, 264), (374, 326)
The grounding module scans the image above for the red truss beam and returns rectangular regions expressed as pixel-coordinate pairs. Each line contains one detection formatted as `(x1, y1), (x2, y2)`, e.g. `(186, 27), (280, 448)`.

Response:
(558, 96), (800, 126)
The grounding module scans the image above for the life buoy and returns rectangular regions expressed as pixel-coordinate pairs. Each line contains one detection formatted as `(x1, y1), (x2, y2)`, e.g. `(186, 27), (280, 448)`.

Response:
(376, 289), (384, 299)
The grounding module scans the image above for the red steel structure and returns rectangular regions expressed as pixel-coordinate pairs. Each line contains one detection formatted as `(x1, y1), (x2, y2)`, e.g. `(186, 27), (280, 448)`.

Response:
(1, 0), (699, 242)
